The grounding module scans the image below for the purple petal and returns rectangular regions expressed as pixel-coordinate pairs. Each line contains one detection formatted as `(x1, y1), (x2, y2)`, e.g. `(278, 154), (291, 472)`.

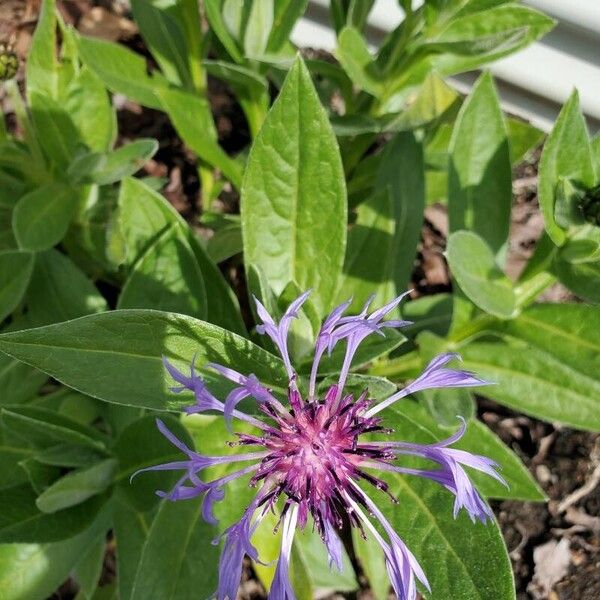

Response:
(208, 362), (246, 385)
(323, 520), (344, 572)
(368, 290), (411, 321)
(223, 387), (250, 432)
(268, 504), (298, 600)
(162, 356), (193, 389)
(367, 353), (492, 416)
(202, 485), (225, 525)
(155, 418), (195, 457)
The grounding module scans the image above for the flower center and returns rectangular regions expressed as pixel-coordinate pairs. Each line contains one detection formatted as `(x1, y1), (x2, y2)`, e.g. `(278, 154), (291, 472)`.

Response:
(246, 387), (394, 533)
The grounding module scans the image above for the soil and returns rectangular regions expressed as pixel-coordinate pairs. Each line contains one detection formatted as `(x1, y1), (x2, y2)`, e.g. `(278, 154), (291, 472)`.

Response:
(2, 2), (598, 599)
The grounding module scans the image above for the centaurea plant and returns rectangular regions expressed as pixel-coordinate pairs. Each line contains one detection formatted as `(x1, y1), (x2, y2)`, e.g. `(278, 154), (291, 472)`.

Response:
(135, 292), (506, 599)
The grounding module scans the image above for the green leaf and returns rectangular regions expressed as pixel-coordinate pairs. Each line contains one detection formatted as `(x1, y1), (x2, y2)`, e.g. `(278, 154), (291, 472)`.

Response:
(73, 535), (106, 599)
(114, 414), (194, 512)
(0, 250), (34, 321)
(338, 189), (395, 311)
(0, 354), (46, 405)
(116, 178), (245, 333)
(266, 0), (309, 53)
(507, 117), (544, 166)
(114, 500), (154, 600)
(538, 91), (595, 245)
(130, 496), (219, 600)
(35, 444), (106, 469)
(207, 223), (243, 263)
(243, 0), (273, 57)
(131, 0), (192, 88)
(0, 483), (108, 543)
(118, 224), (207, 319)
(30, 92), (80, 168)
(25, 249), (107, 327)
(461, 340), (600, 431)
(0, 516), (107, 600)
(427, 5), (555, 77)
(157, 86), (244, 189)
(0, 430), (31, 488)
(374, 132), (425, 299)
(76, 140), (158, 186)
(419, 387), (475, 425)
(241, 56), (347, 317)
(552, 255), (600, 303)
(591, 133), (600, 177)
(501, 303), (600, 378)
(35, 458), (116, 513)
(353, 528), (388, 600)
(392, 72), (459, 131)
(205, 0), (244, 63)
(65, 67), (116, 152)
(1, 405), (108, 451)
(0, 310), (285, 410)
(448, 72), (511, 262)
(379, 406), (515, 599)
(78, 35), (169, 110)
(322, 373), (396, 401)
(27, 0), (58, 99)
(62, 185), (120, 277)
(19, 458), (61, 495)
(446, 231), (515, 318)
(13, 184), (78, 252)
(401, 293), (453, 339)
(335, 27), (383, 96)
(293, 527), (358, 593)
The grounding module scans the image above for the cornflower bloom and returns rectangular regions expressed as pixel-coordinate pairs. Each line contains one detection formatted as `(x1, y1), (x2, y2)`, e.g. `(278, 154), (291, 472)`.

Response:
(136, 292), (505, 599)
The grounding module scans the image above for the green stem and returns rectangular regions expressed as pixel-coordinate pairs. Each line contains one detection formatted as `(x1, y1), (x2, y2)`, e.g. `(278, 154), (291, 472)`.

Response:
(514, 271), (557, 309)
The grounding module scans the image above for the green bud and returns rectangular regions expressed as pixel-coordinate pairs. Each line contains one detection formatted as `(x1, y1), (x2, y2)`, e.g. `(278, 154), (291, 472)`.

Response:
(0, 44), (18, 81)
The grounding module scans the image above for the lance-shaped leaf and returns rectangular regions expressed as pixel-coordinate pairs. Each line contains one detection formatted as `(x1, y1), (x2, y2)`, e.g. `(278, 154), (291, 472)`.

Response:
(338, 188), (394, 310)
(25, 249), (107, 327)
(130, 496), (219, 600)
(0, 310), (286, 410)
(35, 458), (117, 514)
(0, 251), (34, 322)
(118, 224), (208, 320)
(374, 404), (515, 600)
(449, 72), (511, 263)
(116, 177), (244, 334)
(461, 341), (600, 431)
(78, 35), (169, 110)
(241, 56), (347, 317)
(0, 515), (107, 600)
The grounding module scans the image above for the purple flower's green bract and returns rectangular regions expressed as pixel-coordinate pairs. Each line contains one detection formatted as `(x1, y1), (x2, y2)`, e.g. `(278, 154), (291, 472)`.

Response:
(135, 292), (506, 599)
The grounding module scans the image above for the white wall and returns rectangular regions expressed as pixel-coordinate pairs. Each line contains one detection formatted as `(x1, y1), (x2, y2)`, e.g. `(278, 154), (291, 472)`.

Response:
(291, 0), (600, 132)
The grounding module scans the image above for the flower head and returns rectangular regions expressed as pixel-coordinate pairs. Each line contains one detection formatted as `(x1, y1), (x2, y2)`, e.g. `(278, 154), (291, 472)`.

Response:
(138, 292), (503, 599)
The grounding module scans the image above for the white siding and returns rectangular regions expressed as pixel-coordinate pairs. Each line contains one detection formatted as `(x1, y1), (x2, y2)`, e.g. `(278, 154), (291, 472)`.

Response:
(291, 0), (600, 132)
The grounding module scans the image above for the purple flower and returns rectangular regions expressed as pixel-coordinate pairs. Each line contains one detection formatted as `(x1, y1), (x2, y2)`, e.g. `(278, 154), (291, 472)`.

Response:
(139, 292), (502, 599)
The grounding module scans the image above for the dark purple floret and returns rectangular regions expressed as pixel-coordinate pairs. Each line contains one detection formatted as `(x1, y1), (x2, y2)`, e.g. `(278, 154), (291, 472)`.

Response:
(136, 291), (505, 600)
